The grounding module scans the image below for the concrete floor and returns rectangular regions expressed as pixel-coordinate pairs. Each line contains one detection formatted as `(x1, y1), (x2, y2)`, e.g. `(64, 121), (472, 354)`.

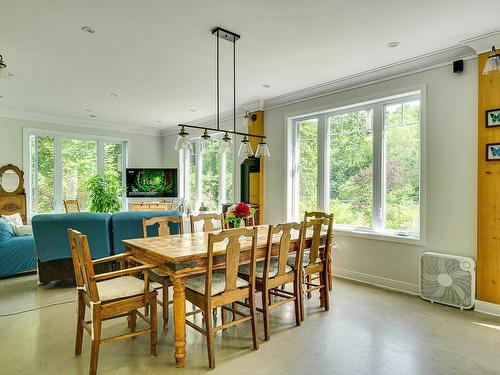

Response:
(1, 275), (500, 375)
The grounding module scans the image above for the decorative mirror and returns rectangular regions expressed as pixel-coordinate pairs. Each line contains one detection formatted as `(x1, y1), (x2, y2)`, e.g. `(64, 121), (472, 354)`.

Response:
(0, 164), (25, 196)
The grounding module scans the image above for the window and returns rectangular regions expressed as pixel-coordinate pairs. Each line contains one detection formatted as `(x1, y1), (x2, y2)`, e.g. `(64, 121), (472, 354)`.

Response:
(25, 129), (127, 215)
(179, 136), (234, 212)
(289, 91), (423, 240)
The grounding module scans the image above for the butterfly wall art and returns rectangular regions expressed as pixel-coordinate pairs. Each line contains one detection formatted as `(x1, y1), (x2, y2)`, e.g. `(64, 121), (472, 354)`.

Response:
(486, 108), (500, 128)
(486, 143), (500, 161)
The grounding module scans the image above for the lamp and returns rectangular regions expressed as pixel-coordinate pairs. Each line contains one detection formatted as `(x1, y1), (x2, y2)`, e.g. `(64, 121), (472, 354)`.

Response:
(221, 132), (234, 154)
(174, 126), (192, 151)
(482, 46), (500, 75)
(199, 129), (212, 153)
(255, 138), (271, 158)
(238, 135), (254, 157)
(0, 54), (11, 81)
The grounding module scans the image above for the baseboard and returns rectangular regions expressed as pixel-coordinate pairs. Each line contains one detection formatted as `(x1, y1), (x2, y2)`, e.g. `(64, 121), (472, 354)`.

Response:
(333, 267), (420, 296)
(474, 300), (500, 318)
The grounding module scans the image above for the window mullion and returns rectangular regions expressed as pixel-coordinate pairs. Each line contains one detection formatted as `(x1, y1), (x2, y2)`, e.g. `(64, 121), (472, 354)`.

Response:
(54, 136), (63, 213)
(219, 152), (226, 209)
(97, 140), (105, 175)
(318, 114), (329, 212)
(195, 144), (203, 211)
(372, 104), (384, 231)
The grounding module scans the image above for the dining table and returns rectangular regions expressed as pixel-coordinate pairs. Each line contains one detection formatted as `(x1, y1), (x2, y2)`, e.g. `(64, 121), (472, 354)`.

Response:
(123, 224), (327, 368)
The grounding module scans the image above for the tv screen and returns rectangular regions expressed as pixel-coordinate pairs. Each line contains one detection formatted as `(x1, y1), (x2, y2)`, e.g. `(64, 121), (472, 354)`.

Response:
(126, 168), (177, 198)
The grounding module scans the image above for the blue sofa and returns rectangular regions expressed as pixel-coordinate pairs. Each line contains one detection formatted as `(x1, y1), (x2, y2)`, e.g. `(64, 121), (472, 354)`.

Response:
(0, 218), (36, 278)
(32, 210), (180, 283)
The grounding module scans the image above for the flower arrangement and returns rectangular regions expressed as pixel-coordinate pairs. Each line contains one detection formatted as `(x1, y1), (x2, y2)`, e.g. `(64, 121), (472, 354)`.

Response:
(224, 202), (256, 228)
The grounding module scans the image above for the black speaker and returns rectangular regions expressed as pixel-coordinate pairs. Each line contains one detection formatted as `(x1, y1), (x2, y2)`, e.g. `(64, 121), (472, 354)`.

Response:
(453, 59), (464, 73)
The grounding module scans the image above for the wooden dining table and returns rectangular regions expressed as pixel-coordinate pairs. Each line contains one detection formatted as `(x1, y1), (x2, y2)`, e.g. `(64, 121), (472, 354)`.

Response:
(123, 225), (325, 368)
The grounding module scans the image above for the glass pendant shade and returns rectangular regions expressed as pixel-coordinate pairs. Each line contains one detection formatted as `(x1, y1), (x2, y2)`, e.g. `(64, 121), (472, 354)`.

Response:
(174, 126), (191, 150)
(200, 129), (211, 153)
(482, 46), (500, 75)
(238, 136), (254, 157)
(221, 132), (234, 154)
(255, 139), (271, 158)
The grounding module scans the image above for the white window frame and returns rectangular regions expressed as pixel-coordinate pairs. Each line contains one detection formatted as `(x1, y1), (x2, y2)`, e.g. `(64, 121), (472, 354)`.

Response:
(179, 133), (235, 212)
(23, 127), (129, 217)
(286, 86), (426, 245)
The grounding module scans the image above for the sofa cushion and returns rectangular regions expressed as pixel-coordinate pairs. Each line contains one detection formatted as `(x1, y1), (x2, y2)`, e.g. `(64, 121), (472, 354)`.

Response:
(1, 213), (23, 226)
(111, 211), (181, 254)
(0, 218), (15, 243)
(0, 236), (36, 278)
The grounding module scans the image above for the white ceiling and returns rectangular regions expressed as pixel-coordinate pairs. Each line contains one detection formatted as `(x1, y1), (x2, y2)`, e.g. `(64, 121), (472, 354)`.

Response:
(0, 0), (499, 132)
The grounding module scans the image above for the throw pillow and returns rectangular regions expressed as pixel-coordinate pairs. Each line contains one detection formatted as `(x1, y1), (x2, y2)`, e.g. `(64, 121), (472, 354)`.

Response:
(1, 213), (23, 226)
(12, 224), (33, 237)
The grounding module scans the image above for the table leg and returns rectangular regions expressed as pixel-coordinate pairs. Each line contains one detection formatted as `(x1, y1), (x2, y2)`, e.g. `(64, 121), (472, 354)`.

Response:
(172, 276), (186, 368)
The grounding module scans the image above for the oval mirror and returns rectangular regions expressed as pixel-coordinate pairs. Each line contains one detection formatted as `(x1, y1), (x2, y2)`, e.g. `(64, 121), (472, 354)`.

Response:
(0, 169), (20, 193)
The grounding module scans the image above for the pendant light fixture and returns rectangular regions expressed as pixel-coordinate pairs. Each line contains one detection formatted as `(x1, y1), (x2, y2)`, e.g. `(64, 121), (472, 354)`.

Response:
(176, 27), (270, 158)
(255, 138), (271, 158)
(482, 46), (500, 75)
(199, 129), (212, 153)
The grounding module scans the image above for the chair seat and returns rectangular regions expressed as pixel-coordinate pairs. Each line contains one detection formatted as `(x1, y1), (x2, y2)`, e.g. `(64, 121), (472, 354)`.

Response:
(185, 270), (248, 296)
(239, 259), (292, 278)
(287, 253), (321, 268)
(96, 276), (152, 302)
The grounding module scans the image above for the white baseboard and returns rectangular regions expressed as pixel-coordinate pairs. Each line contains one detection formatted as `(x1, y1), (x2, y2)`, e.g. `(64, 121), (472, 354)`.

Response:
(333, 267), (420, 296)
(474, 300), (500, 318)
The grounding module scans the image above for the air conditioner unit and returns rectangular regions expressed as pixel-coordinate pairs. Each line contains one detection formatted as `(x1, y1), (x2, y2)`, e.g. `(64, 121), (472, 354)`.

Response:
(419, 252), (475, 310)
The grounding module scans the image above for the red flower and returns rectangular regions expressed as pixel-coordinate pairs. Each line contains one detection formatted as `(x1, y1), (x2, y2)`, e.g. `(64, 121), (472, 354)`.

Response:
(234, 202), (250, 218)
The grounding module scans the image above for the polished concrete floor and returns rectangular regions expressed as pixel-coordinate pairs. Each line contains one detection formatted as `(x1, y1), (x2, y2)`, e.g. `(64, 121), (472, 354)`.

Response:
(1, 275), (500, 375)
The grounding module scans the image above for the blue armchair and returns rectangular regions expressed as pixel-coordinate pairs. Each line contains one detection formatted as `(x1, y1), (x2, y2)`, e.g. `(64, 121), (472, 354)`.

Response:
(0, 218), (36, 278)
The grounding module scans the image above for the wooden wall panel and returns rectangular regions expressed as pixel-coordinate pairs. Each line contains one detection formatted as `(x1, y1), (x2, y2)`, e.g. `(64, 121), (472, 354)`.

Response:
(477, 52), (500, 303)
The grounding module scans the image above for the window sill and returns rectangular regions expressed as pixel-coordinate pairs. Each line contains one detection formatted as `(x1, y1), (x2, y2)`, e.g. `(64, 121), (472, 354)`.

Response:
(334, 226), (425, 246)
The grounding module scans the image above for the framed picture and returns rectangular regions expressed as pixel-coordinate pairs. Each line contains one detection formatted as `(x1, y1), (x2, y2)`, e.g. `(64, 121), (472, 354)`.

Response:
(486, 108), (500, 128)
(486, 143), (500, 161)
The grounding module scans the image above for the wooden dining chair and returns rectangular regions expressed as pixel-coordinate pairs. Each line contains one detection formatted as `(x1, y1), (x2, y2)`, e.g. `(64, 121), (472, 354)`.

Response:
(142, 215), (184, 330)
(190, 213), (224, 233)
(184, 227), (259, 369)
(304, 211), (334, 292)
(64, 199), (80, 213)
(68, 229), (158, 375)
(238, 222), (305, 341)
(287, 216), (333, 320)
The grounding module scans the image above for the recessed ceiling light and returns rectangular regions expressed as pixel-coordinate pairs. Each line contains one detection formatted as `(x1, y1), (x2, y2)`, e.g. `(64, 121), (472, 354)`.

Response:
(89, 114), (99, 118)
(262, 84), (271, 88)
(387, 41), (400, 48)
(81, 26), (96, 34)
(189, 108), (196, 112)
(0, 95), (4, 99)
(110, 93), (118, 98)
(156, 120), (163, 124)
(85, 108), (92, 112)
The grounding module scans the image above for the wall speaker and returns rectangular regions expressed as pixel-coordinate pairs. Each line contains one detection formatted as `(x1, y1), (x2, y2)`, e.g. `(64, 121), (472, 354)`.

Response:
(453, 59), (464, 73)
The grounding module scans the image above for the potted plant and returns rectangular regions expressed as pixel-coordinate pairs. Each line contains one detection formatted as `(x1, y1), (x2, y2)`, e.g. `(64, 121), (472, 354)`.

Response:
(224, 202), (256, 228)
(86, 174), (123, 213)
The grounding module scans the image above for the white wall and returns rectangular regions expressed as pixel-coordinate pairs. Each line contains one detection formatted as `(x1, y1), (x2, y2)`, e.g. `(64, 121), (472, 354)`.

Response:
(264, 60), (478, 291)
(0, 116), (164, 169)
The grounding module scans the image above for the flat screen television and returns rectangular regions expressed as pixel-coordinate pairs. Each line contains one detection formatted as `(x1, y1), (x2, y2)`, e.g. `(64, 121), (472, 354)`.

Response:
(126, 168), (177, 198)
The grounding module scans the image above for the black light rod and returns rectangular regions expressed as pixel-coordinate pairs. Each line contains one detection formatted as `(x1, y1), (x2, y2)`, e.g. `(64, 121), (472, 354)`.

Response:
(178, 124), (266, 140)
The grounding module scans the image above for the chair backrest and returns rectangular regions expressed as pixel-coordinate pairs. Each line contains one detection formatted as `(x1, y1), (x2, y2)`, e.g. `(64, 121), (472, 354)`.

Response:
(68, 228), (99, 302)
(64, 199), (80, 213)
(265, 222), (304, 278)
(304, 211), (331, 221)
(142, 216), (184, 238)
(190, 213), (224, 233)
(304, 215), (333, 266)
(205, 227), (258, 299)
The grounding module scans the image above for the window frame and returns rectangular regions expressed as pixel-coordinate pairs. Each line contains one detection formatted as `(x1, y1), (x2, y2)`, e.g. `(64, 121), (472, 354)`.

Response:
(286, 86), (426, 245)
(23, 127), (129, 217)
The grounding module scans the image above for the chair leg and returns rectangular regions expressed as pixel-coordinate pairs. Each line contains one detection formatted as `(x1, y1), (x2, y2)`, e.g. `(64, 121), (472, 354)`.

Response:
(130, 310), (137, 337)
(261, 288), (270, 341)
(328, 258), (333, 291)
(150, 294), (158, 357)
(301, 273), (306, 322)
(75, 293), (85, 356)
(322, 269), (330, 312)
(204, 307), (215, 369)
(162, 282), (169, 330)
(89, 305), (101, 375)
(221, 304), (227, 328)
(293, 279), (302, 326)
(306, 274), (312, 299)
(249, 291), (259, 350)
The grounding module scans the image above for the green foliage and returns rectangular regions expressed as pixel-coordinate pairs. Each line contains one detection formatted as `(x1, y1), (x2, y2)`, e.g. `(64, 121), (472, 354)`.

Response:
(86, 174), (123, 213)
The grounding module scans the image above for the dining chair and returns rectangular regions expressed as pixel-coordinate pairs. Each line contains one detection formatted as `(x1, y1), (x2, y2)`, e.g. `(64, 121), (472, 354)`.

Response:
(142, 216), (184, 330)
(287, 216), (333, 320)
(238, 222), (305, 341)
(68, 229), (158, 375)
(304, 211), (334, 292)
(184, 227), (259, 369)
(190, 213), (224, 233)
(64, 199), (80, 213)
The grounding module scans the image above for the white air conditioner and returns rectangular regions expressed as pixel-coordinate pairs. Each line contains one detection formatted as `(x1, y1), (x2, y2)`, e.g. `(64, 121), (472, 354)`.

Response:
(419, 252), (475, 310)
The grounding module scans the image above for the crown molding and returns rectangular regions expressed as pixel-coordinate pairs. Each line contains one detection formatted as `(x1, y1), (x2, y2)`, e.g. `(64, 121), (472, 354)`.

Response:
(461, 29), (500, 54)
(0, 108), (163, 136)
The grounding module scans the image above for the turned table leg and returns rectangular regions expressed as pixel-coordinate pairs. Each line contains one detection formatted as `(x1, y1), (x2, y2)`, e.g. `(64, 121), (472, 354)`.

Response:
(172, 276), (187, 368)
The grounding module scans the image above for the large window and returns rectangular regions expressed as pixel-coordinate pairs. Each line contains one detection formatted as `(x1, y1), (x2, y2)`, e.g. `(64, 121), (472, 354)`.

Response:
(290, 91), (423, 240)
(25, 129), (127, 215)
(179, 136), (234, 212)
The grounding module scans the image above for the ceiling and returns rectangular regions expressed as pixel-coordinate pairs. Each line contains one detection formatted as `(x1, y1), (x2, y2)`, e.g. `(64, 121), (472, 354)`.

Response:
(0, 0), (499, 133)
